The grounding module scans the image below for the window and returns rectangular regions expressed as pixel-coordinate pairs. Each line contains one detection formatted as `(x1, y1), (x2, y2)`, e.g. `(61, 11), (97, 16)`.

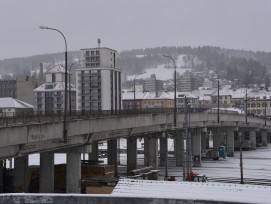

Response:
(45, 85), (54, 89)
(86, 51), (89, 56)
(96, 50), (99, 55)
(91, 51), (95, 56)
(52, 73), (56, 82)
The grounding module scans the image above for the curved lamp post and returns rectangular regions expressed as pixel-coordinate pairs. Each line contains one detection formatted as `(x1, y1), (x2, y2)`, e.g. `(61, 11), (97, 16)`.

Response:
(68, 60), (85, 115)
(237, 79), (248, 124)
(133, 72), (146, 110)
(162, 55), (177, 127)
(208, 68), (220, 124)
(39, 26), (68, 143)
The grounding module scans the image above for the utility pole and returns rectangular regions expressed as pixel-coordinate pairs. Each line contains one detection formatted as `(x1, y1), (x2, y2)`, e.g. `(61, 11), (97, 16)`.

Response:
(183, 96), (191, 180)
(239, 132), (244, 184)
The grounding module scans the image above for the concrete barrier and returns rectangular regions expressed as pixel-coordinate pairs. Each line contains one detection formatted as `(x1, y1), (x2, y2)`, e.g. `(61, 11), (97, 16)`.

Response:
(0, 194), (255, 204)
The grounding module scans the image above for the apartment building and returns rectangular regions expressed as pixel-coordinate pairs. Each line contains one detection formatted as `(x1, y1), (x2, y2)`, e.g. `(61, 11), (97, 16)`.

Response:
(143, 74), (164, 92)
(76, 47), (122, 111)
(33, 65), (76, 114)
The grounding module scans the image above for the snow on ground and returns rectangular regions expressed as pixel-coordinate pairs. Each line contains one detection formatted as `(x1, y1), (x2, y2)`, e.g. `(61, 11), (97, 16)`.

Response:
(112, 179), (271, 204)
(127, 54), (192, 81)
(127, 64), (191, 81)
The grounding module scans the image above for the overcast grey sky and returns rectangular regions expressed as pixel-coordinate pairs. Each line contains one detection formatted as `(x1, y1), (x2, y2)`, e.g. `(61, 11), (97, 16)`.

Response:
(0, 0), (270, 60)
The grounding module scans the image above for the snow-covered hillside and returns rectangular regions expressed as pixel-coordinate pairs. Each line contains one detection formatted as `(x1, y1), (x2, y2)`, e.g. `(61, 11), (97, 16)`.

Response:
(127, 55), (193, 81)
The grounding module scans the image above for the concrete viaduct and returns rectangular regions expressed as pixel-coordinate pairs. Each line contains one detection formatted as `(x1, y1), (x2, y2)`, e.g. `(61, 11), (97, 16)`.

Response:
(0, 111), (270, 193)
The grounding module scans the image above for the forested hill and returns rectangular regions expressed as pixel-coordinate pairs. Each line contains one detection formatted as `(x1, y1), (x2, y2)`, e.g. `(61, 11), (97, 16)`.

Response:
(0, 46), (271, 83)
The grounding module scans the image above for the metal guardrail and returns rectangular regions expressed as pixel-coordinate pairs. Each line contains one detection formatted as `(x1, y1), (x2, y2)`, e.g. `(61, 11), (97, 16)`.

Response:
(0, 107), (267, 127)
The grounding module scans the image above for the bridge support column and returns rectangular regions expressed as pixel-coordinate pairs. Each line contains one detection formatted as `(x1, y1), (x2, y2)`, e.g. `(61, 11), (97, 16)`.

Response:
(39, 152), (54, 193)
(201, 129), (207, 150)
(89, 141), (99, 161)
(226, 130), (235, 157)
(108, 139), (120, 177)
(175, 130), (183, 167)
(159, 133), (167, 167)
(192, 129), (201, 167)
(146, 135), (158, 169)
(127, 137), (137, 175)
(213, 128), (221, 151)
(250, 130), (256, 149)
(66, 152), (81, 193)
(0, 160), (3, 193)
(262, 131), (267, 146)
(144, 136), (148, 166)
(14, 156), (29, 192)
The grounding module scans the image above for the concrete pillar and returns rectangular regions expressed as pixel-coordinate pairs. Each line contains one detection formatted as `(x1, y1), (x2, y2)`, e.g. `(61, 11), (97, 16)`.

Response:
(192, 129), (201, 167)
(262, 131), (267, 146)
(201, 132), (207, 150)
(89, 141), (99, 161)
(250, 130), (256, 149)
(213, 128), (221, 150)
(226, 129), (235, 157)
(159, 134), (167, 167)
(127, 137), (137, 175)
(146, 135), (158, 169)
(66, 152), (81, 193)
(0, 160), (3, 193)
(107, 139), (120, 177)
(39, 152), (54, 193)
(175, 130), (183, 166)
(14, 156), (29, 192)
(144, 136), (149, 166)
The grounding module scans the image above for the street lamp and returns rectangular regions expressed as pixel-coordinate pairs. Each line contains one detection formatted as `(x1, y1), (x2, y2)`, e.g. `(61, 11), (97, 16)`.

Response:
(239, 131), (244, 184)
(133, 72), (146, 110)
(162, 55), (177, 127)
(40, 26), (68, 143)
(207, 68), (220, 124)
(68, 60), (85, 115)
(237, 79), (248, 124)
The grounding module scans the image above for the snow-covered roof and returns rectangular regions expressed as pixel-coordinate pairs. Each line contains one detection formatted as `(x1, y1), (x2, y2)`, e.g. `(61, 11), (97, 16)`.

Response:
(33, 82), (76, 92)
(143, 92), (171, 100)
(122, 92), (146, 100)
(112, 179), (271, 204)
(46, 65), (67, 74)
(0, 98), (34, 109)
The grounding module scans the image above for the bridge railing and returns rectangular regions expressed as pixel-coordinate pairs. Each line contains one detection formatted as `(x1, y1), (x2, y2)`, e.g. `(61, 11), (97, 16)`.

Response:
(0, 107), (248, 127)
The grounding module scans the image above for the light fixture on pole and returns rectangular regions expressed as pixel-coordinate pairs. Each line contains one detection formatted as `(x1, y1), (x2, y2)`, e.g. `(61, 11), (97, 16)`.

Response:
(133, 72), (146, 110)
(162, 55), (177, 127)
(68, 60), (85, 115)
(39, 26), (68, 143)
(207, 68), (220, 124)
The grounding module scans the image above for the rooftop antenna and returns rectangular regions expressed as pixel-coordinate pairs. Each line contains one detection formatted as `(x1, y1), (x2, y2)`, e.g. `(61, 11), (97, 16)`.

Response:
(98, 38), (101, 48)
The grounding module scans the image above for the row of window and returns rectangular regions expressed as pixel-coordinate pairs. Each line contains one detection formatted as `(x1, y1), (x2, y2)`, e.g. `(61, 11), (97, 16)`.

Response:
(85, 50), (100, 56)
(86, 56), (100, 62)
(86, 63), (100, 68)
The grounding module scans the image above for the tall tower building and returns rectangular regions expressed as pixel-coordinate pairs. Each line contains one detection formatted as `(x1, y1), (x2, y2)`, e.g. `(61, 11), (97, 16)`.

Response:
(76, 47), (122, 111)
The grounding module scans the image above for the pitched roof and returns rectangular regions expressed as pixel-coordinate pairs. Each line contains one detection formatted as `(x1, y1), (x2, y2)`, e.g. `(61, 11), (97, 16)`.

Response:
(0, 98), (34, 109)
(46, 64), (67, 74)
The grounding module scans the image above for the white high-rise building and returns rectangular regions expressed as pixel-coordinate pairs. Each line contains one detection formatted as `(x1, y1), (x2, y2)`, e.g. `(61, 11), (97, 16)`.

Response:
(76, 47), (122, 111)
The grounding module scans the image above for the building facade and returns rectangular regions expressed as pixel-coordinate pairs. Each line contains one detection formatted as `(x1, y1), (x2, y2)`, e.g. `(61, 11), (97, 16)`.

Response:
(143, 74), (164, 92)
(33, 65), (76, 114)
(76, 47), (122, 111)
(0, 76), (42, 105)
